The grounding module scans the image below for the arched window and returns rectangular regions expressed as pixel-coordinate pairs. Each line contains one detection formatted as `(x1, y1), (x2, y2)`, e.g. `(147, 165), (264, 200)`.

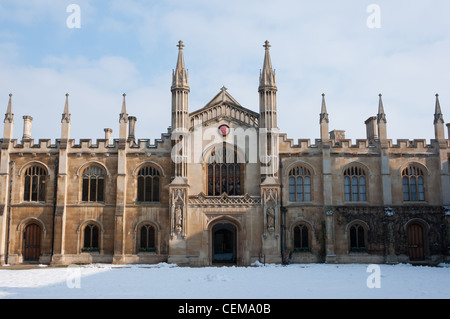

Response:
(288, 166), (311, 202)
(344, 166), (367, 202)
(293, 224), (309, 252)
(137, 166), (160, 202)
(207, 144), (242, 196)
(82, 166), (105, 202)
(23, 165), (47, 202)
(402, 165), (425, 201)
(83, 224), (99, 252)
(349, 223), (366, 252)
(139, 224), (156, 252)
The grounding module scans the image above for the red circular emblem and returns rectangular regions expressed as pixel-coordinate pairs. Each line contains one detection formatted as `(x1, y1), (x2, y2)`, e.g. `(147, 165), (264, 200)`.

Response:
(218, 124), (230, 136)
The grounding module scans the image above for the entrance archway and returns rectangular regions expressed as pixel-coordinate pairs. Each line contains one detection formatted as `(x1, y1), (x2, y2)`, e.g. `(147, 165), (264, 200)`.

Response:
(212, 222), (237, 264)
(23, 223), (41, 261)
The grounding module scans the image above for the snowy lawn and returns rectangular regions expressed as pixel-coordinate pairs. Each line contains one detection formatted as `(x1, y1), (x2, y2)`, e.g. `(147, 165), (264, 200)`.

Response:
(0, 262), (449, 299)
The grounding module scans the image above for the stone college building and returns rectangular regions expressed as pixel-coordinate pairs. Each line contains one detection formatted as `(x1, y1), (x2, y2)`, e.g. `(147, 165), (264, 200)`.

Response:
(1, 41), (449, 266)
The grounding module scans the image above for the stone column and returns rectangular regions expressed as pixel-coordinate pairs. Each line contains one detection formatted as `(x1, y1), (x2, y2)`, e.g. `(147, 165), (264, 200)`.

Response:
(325, 210), (337, 263)
(104, 128), (112, 145)
(128, 116), (137, 143)
(322, 140), (336, 263)
(52, 94), (70, 265)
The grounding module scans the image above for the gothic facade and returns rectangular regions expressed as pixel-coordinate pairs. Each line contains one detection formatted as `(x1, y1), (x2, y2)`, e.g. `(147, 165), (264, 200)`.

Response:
(0, 41), (449, 266)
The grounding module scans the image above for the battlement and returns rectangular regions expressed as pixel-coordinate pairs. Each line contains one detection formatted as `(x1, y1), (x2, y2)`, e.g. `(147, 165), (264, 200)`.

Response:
(278, 132), (449, 155)
(1, 131), (173, 155)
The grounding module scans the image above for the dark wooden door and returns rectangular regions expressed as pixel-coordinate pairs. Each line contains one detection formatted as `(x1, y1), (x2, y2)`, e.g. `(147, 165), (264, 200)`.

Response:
(24, 224), (41, 261)
(212, 223), (236, 263)
(407, 223), (424, 261)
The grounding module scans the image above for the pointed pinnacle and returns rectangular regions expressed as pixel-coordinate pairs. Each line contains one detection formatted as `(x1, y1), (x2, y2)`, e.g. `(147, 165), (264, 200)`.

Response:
(172, 40), (189, 89)
(377, 93), (386, 124)
(61, 93), (71, 123)
(377, 93), (385, 115)
(434, 93), (444, 124)
(4, 93), (13, 123)
(321, 93), (327, 114)
(6, 93), (12, 115)
(175, 40), (186, 72)
(435, 93), (442, 115)
(259, 40), (276, 89)
(262, 41), (273, 72)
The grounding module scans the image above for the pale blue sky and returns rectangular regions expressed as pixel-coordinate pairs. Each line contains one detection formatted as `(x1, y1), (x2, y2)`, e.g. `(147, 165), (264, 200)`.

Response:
(0, 0), (449, 142)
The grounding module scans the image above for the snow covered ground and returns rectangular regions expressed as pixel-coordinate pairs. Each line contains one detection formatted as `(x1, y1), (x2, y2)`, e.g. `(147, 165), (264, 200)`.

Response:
(0, 262), (449, 299)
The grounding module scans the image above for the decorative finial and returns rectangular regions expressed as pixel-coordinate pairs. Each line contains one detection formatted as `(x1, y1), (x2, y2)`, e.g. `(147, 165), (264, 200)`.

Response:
(65, 93), (69, 97)
(123, 93), (126, 97)
(263, 40), (271, 50)
(9, 93), (12, 97)
(177, 40), (184, 50)
(322, 93), (325, 97)
(221, 85), (227, 91)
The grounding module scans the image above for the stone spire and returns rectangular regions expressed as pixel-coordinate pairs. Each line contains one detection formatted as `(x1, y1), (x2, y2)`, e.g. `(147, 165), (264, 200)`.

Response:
(259, 40), (277, 90)
(434, 93), (444, 124)
(377, 93), (386, 122)
(4, 93), (13, 123)
(3, 93), (14, 141)
(61, 93), (71, 123)
(119, 93), (129, 149)
(259, 41), (279, 178)
(172, 40), (189, 90)
(60, 93), (71, 148)
(171, 41), (190, 179)
(377, 94), (387, 141)
(434, 93), (445, 140)
(319, 93), (329, 141)
(120, 93), (128, 123)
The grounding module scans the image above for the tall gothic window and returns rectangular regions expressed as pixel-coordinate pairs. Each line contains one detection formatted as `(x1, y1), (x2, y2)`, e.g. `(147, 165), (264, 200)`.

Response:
(349, 223), (366, 252)
(402, 165), (425, 201)
(23, 165), (47, 202)
(293, 224), (309, 252)
(83, 224), (99, 252)
(288, 166), (311, 202)
(82, 166), (105, 202)
(344, 166), (367, 202)
(207, 144), (242, 196)
(137, 166), (160, 202)
(140, 224), (156, 252)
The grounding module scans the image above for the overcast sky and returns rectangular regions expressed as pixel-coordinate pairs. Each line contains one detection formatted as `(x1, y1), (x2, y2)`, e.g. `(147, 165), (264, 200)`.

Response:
(0, 0), (449, 143)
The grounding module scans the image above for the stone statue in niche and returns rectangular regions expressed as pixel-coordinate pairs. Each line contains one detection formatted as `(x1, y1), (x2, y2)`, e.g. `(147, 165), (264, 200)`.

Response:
(267, 206), (275, 232)
(174, 203), (183, 235)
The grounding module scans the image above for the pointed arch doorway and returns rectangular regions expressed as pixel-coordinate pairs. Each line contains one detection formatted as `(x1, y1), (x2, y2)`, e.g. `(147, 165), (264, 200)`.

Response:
(212, 222), (237, 264)
(23, 223), (41, 262)
(407, 222), (425, 261)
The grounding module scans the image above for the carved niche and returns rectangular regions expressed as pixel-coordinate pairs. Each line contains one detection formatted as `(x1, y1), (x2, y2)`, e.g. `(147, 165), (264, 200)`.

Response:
(262, 188), (279, 238)
(170, 188), (187, 239)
